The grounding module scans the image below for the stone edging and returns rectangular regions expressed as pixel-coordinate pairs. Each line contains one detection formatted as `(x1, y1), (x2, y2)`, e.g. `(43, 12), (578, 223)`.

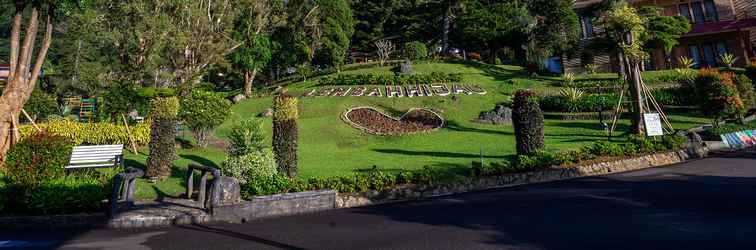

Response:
(341, 106), (446, 135)
(0, 148), (706, 229)
(335, 149), (703, 208)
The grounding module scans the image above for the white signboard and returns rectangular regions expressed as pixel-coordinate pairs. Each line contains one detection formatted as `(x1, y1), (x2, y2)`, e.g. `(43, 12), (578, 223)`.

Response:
(643, 113), (664, 136)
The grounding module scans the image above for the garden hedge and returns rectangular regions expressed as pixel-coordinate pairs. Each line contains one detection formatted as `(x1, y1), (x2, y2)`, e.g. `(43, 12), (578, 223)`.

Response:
(318, 72), (463, 86)
(239, 135), (687, 199)
(20, 119), (150, 146)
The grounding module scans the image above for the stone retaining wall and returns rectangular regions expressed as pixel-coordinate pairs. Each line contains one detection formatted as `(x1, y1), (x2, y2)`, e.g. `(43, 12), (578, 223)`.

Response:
(212, 190), (337, 223)
(336, 150), (698, 208)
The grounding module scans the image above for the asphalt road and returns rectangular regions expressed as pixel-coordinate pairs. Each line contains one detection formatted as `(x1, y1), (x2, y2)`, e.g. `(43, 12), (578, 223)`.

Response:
(3, 150), (756, 250)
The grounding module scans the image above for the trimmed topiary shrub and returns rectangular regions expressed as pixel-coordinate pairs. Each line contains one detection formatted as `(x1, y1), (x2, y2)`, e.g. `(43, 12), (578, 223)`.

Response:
(179, 90), (232, 147)
(273, 93), (299, 178)
(4, 132), (73, 188)
(147, 97), (180, 180)
(512, 90), (545, 155)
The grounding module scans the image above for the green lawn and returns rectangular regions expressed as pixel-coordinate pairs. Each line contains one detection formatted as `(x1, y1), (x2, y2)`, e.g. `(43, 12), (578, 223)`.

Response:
(125, 61), (710, 200)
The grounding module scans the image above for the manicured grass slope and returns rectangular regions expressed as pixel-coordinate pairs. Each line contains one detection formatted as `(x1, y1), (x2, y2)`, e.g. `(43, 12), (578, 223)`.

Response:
(126, 61), (708, 200)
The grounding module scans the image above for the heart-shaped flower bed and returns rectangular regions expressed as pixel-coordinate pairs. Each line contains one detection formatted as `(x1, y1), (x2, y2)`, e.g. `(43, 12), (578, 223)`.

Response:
(343, 107), (445, 135)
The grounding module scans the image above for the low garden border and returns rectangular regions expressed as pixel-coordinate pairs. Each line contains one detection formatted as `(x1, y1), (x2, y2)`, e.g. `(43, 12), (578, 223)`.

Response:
(341, 106), (446, 135)
(543, 111), (619, 121)
(0, 146), (708, 229)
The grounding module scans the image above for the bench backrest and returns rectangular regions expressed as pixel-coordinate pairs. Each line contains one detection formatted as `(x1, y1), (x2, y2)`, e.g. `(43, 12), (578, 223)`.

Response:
(66, 144), (124, 169)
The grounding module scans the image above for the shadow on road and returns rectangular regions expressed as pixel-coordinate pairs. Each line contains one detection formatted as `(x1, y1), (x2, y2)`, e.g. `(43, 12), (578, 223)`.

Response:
(176, 224), (309, 250)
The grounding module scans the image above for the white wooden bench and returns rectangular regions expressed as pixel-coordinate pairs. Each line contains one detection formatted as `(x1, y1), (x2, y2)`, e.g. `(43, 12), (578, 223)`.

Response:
(66, 144), (124, 169)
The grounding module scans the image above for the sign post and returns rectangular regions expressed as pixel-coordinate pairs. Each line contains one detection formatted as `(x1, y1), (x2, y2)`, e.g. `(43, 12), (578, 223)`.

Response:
(643, 113), (664, 137)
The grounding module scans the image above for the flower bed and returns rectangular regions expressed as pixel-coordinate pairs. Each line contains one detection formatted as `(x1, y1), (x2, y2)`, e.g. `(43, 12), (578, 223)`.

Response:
(343, 107), (444, 135)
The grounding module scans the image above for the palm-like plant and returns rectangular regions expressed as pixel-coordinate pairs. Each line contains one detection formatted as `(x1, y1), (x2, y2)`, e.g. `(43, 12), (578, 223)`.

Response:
(562, 72), (576, 87)
(676, 56), (697, 82)
(560, 88), (584, 102)
(560, 88), (584, 113)
(719, 53), (738, 68)
(678, 56), (695, 69)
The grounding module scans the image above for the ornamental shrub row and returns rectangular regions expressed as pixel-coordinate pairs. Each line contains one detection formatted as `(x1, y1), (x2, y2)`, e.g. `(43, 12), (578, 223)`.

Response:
(19, 118), (151, 146)
(239, 135), (686, 199)
(472, 135), (687, 177)
(1, 132), (113, 215)
(240, 166), (443, 198)
(318, 72), (463, 86)
(540, 93), (618, 112)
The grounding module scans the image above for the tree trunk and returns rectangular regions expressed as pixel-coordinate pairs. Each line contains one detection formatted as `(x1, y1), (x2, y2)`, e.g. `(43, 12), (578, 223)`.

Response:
(442, 6), (451, 55)
(627, 58), (644, 134)
(0, 5), (53, 166)
(243, 68), (258, 98)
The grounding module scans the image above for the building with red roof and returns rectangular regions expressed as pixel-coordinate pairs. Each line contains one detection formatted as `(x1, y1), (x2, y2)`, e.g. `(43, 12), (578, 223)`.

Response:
(566, 0), (756, 73)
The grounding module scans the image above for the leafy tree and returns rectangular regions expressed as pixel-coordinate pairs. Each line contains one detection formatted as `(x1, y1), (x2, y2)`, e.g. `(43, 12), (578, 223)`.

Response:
(231, 34), (274, 97)
(404, 41), (428, 60)
(525, 0), (580, 63)
(231, 0), (280, 97)
(637, 6), (691, 53)
(350, 0), (412, 52)
(20, 90), (57, 123)
(597, 1), (647, 134)
(457, 1), (535, 64)
(0, 0), (83, 166)
(100, 81), (140, 122)
(314, 0), (354, 69)
(179, 90), (232, 147)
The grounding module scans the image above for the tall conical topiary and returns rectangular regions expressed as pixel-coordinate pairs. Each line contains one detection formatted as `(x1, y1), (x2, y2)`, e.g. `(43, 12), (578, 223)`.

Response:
(147, 97), (180, 180)
(512, 89), (545, 155)
(272, 93), (299, 178)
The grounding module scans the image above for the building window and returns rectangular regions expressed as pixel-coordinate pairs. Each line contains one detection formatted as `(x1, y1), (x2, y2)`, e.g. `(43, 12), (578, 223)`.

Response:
(678, 1), (718, 23)
(688, 42), (730, 67)
(704, 0), (719, 22)
(580, 16), (594, 39)
(702, 44), (716, 66)
(691, 2), (706, 23)
(679, 4), (692, 22)
(689, 45), (702, 67)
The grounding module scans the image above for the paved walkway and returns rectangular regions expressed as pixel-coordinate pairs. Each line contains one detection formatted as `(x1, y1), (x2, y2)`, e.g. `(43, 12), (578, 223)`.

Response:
(3, 150), (756, 250)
